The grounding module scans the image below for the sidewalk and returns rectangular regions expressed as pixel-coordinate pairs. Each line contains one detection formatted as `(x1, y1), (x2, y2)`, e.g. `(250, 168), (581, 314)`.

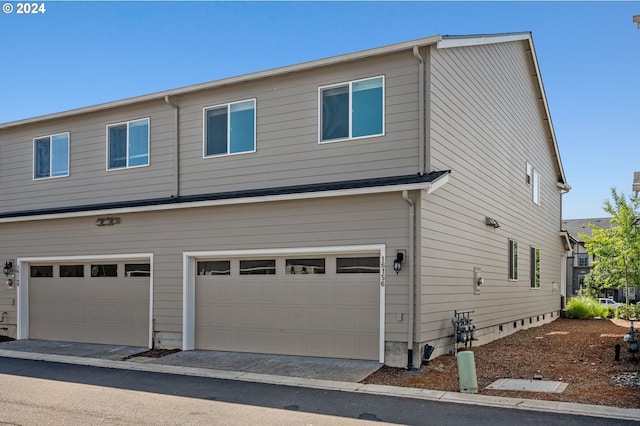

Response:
(1, 341), (639, 422)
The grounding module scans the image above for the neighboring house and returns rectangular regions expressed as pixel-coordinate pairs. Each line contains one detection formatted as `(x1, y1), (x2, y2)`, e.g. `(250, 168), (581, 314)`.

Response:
(563, 217), (633, 303)
(0, 33), (570, 368)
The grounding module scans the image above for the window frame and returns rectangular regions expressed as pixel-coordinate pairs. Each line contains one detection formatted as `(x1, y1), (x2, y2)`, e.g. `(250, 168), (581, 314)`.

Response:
(202, 99), (257, 158)
(106, 117), (150, 170)
(532, 169), (540, 205)
(318, 75), (385, 144)
(577, 253), (589, 267)
(33, 132), (70, 180)
(530, 246), (541, 289)
(508, 239), (518, 281)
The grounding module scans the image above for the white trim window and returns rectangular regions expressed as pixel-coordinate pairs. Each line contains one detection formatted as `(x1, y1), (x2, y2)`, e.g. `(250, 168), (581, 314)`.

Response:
(508, 239), (518, 281)
(203, 99), (256, 157)
(319, 76), (384, 143)
(532, 170), (540, 205)
(526, 161), (540, 205)
(530, 246), (540, 288)
(33, 132), (69, 179)
(107, 118), (150, 170)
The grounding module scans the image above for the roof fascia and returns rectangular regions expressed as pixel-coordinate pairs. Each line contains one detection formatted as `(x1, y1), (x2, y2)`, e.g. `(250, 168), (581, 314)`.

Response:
(437, 33), (531, 49)
(0, 173), (449, 224)
(0, 35), (442, 130)
(438, 32), (568, 187)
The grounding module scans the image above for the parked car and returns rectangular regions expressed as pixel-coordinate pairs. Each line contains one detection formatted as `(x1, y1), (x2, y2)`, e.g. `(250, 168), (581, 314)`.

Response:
(598, 298), (622, 309)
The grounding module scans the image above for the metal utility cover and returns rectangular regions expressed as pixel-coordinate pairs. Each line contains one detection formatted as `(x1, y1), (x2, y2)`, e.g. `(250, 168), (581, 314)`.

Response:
(486, 378), (568, 393)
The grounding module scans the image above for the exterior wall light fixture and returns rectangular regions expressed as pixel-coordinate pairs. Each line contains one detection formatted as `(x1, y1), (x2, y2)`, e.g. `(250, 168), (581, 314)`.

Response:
(3, 261), (14, 288)
(393, 251), (404, 274)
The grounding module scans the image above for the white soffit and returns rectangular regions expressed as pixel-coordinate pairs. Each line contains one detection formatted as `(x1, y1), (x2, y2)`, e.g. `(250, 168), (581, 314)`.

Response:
(436, 33), (530, 49)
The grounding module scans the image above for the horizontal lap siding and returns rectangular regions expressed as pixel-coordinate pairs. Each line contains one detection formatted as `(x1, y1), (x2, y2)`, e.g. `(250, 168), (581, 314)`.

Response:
(0, 193), (411, 342)
(419, 41), (564, 342)
(177, 52), (421, 195)
(0, 100), (176, 214)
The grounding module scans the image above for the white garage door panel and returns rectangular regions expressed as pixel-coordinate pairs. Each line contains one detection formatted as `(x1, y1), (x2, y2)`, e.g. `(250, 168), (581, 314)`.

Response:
(29, 272), (149, 347)
(195, 255), (380, 360)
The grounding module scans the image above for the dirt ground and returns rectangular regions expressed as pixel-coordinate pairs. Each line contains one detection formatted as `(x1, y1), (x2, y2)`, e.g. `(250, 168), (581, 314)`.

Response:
(363, 318), (640, 409)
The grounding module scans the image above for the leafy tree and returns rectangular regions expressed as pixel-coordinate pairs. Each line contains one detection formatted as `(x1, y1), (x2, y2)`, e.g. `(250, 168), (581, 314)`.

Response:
(580, 188), (640, 305)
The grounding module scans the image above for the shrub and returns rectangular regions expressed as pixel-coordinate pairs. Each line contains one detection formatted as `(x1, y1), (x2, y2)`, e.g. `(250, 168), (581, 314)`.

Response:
(566, 296), (613, 319)
(617, 304), (640, 320)
(566, 296), (597, 319)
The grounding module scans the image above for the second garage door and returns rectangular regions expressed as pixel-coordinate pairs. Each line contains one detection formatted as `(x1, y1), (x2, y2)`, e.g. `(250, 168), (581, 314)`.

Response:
(194, 254), (381, 360)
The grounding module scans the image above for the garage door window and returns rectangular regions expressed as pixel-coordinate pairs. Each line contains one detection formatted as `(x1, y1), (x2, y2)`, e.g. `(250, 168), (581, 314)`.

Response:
(240, 259), (276, 275)
(125, 263), (151, 277)
(336, 257), (379, 274)
(31, 265), (53, 277)
(285, 258), (325, 275)
(91, 264), (118, 277)
(60, 265), (84, 277)
(198, 261), (231, 276)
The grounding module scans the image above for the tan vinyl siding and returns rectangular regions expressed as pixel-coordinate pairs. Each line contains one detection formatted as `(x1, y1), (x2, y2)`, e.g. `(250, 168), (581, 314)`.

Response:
(0, 100), (176, 214)
(419, 40), (563, 343)
(0, 193), (411, 343)
(164, 51), (421, 196)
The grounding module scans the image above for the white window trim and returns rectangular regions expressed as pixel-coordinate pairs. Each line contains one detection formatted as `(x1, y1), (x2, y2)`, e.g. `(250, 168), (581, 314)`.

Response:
(106, 117), (150, 171)
(532, 169), (540, 205)
(530, 246), (541, 289)
(182, 244), (386, 363)
(202, 98), (257, 159)
(32, 131), (70, 180)
(318, 75), (385, 144)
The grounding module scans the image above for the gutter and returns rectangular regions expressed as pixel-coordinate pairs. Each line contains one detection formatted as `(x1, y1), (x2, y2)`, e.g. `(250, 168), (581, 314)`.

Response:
(413, 46), (426, 175)
(402, 190), (416, 370)
(164, 96), (180, 198)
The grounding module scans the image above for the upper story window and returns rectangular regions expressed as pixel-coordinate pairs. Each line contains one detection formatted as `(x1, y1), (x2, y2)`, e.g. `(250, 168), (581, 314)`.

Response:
(577, 253), (589, 267)
(526, 161), (540, 205)
(33, 132), (69, 179)
(319, 76), (384, 143)
(204, 99), (256, 157)
(107, 118), (149, 170)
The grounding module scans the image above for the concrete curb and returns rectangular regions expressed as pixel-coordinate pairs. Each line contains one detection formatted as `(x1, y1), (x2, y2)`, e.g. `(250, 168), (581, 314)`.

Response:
(1, 349), (639, 422)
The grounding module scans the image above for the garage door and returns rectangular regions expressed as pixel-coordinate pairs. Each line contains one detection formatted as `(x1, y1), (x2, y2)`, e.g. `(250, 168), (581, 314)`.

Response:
(28, 261), (150, 346)
(194, 254), (380, 360)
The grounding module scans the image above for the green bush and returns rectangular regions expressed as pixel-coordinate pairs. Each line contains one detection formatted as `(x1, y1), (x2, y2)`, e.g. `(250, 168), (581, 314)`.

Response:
(617, 304), (640, 320)
(566, 296), (612, 319)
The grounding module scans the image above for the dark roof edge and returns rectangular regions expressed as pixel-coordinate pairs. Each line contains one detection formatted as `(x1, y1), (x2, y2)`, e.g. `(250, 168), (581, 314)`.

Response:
(0, 171), (450, 220)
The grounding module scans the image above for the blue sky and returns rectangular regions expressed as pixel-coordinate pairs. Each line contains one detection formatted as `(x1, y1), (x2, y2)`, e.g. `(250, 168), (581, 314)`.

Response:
(1, 1), (638, 219)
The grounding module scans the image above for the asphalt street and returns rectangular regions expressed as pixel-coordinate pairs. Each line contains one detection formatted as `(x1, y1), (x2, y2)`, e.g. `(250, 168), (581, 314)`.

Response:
(0, 357), (635, 425)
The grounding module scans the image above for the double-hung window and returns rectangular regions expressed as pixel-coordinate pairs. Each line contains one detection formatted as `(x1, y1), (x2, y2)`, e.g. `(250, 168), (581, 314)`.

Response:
(33, 132), (69, 179)
(107, 118), (149, 170)
(204, 99), (256, 157)
(319, 76), (384, 143)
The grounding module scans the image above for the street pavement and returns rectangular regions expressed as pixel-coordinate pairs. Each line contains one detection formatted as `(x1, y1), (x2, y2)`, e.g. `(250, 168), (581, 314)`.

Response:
(0, 340), (639, 424)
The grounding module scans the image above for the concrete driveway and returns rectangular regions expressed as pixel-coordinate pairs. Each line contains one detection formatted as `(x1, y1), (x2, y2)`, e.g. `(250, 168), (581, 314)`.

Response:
(0, 339), (382, 383)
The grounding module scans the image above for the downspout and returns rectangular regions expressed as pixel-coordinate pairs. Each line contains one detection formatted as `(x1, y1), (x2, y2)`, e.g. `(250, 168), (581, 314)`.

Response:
(413, 46), (425, 176)
(402, 190), (416, 370)
(164, 96), (180, 198)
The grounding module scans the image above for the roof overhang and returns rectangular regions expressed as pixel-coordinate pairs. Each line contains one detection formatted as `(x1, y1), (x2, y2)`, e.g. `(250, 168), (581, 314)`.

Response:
(0, 171), (450, 224)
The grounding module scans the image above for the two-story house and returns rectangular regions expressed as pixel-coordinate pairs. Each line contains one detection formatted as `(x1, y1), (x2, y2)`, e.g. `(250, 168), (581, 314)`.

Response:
(0, 33), (570, 368)
(563, 218), (630, 302)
